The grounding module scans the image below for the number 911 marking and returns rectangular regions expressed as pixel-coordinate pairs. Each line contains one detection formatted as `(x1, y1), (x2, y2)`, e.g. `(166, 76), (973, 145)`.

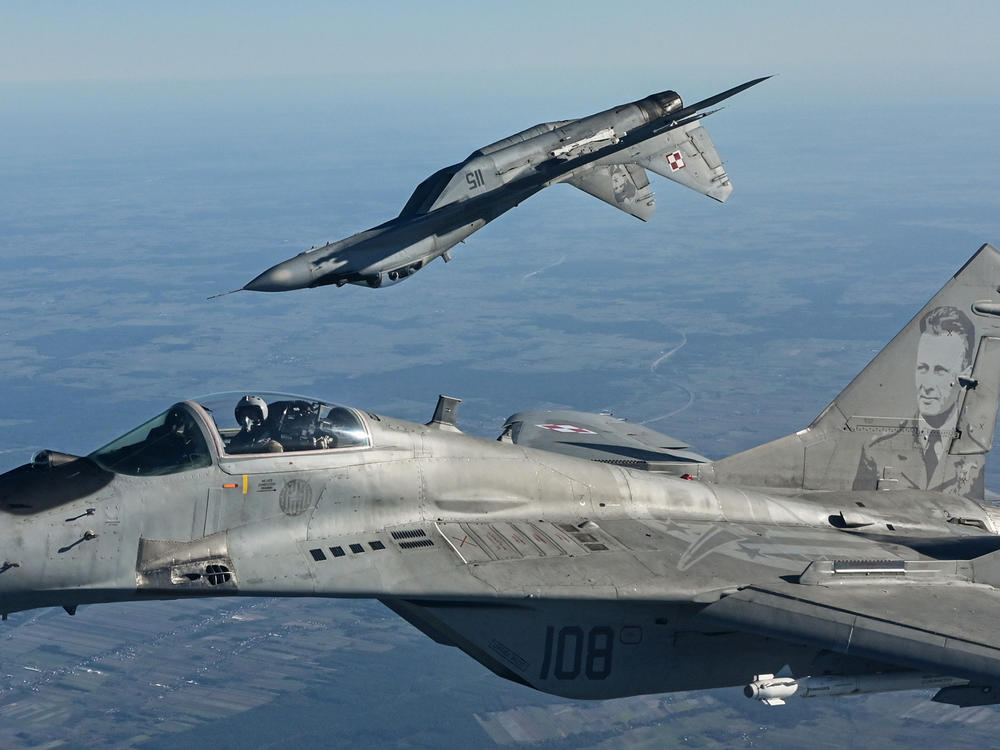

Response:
(539, 625), (613, 680)
(466, 169), (486, 190)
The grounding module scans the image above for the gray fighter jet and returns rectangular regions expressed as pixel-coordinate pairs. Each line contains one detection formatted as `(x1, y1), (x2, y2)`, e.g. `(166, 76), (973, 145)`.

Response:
(239, 78), (767, 292)
(8, 243), (1000, 708)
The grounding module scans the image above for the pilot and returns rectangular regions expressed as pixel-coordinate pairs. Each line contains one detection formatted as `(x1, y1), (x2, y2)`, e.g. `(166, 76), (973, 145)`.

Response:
(227, 395), (283, 454)
(139, 408), (200, 471)
(147, 408), (188, 442)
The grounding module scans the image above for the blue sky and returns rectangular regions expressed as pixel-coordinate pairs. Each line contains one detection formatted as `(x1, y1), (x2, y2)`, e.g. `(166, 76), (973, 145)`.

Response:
(3, 1), (999, 101)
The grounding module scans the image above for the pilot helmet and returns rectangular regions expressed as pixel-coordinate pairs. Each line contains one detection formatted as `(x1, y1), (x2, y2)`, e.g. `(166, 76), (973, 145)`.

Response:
(235, 395), (268, 429)
(165, 408), (187, 433)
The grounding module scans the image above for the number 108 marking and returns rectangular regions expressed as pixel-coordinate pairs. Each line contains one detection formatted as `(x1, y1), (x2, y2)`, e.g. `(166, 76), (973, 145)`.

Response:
(539, 625), (613, 680)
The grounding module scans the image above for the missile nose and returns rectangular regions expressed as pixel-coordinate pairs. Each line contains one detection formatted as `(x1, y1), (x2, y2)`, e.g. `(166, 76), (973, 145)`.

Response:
(243, 257), (314, 292)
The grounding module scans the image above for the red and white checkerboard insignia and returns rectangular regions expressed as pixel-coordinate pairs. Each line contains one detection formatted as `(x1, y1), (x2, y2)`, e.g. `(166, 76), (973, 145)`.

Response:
(666, 151), (685, 171)
(537, 423), (597, 434)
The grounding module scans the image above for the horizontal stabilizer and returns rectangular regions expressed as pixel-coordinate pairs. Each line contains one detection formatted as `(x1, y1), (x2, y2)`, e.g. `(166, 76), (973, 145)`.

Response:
(565, 164), (656, 221)
(636, 121), (733, 203)
(499, 409), (708, 470)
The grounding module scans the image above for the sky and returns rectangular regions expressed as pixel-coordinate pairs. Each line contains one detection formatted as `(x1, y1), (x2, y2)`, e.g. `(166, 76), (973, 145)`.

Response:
(2, 1), (1000, 101)
(3, 0), (1000, 461)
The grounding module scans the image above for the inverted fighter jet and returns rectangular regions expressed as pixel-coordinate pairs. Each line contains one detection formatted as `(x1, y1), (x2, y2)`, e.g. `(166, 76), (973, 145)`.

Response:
(8, 243), (1000, 707)
(238, 78), (767, 292)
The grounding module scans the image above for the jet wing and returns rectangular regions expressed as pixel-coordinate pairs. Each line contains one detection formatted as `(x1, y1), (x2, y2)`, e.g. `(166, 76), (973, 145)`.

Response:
(499, 409), (708, 469)
(368, 516), (1000, 698)
(696, 552), (1000, 687)
(564, 164), (656, 221)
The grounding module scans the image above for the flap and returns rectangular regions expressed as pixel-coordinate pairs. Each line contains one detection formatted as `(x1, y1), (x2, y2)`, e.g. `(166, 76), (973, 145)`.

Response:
(697, 579), (1000, 685)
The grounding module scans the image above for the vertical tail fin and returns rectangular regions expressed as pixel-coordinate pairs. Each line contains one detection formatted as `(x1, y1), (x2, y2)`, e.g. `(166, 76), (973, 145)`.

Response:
(709, 244), (1000, 500)
(564, 164), (657, 221)
(634, 120), (733, 203)
(588, 120), (734, 203)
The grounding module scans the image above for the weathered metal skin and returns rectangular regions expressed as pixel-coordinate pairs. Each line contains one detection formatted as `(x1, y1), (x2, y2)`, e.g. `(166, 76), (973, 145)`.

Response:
(7, 244), (1000, 703)
(0, 404), (994, 700)
(239, 79), (766, 293)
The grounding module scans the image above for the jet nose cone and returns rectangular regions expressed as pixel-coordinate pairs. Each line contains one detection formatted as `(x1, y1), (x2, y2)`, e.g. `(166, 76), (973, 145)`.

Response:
(243, 257), (314, 292)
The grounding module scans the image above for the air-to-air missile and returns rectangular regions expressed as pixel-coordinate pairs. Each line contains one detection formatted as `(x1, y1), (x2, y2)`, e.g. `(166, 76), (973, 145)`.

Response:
(237, 77), (768, 293)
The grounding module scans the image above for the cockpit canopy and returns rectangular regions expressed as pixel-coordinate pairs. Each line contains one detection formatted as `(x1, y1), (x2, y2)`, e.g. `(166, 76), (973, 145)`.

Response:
(203, 392), (370, 456)
(88, 392), (371, 476)
(88, 405), (212, 476)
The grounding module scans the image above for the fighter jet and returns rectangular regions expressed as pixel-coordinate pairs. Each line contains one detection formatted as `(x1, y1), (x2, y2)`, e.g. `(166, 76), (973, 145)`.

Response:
(239, 77), (767, 292)
(8, 243), (1000, 708)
